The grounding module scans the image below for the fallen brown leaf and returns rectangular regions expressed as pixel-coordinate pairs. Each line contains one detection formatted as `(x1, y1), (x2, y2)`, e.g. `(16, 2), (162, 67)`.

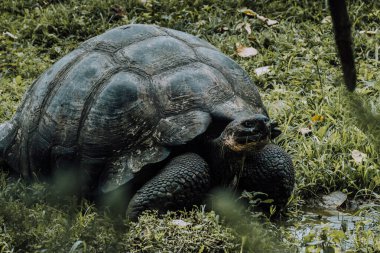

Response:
(359, 30), (378, 35)
(239, 8), (256, 17)
(236, 22), (245, 30)
(239, 8), (279, 26)
(351, 150), (367, 164)
(258, 15), (278, 26)
(254, 66), (271, 76)
(311, 114), (324, 123)
(236, 44), (258, 58)
(3, 31), (17, 39)
(299, 127), (312, 136)
(244, 23), (252, 34)
(235, 22), (251, 35)
(321, 16), (332, 24)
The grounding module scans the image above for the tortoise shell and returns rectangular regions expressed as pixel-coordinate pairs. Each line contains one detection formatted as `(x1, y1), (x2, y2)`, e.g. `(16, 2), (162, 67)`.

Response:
(6, 24), (267, 192)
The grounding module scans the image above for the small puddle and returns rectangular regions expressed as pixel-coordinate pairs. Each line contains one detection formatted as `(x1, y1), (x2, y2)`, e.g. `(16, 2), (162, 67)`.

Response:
(281, 206), (380, 251)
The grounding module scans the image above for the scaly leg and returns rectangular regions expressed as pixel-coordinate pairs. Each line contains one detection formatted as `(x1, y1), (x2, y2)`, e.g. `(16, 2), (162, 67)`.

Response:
(238, 144), (295, 206)
(127, 153), (211, 220)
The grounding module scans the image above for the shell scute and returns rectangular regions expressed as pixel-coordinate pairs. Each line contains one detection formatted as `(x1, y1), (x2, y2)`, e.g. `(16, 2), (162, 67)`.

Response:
(152, 62), (233, 116)
(160, 27), (217, 50)
(80, 24), (166, 51)
(117, 36), (197, 75)
(153, 111), (212, 146)
(40, 52), (115, 147)
(80, 71), (156, 159)
(195, 47), (266, 113)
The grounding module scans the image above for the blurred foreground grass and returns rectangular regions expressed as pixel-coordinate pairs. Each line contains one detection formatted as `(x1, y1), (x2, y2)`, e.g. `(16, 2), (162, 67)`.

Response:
(1, 0), (380, 252)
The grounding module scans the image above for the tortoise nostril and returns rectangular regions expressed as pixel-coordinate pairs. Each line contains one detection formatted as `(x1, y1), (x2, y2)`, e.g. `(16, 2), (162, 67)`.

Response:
(255, 115), (270, 124)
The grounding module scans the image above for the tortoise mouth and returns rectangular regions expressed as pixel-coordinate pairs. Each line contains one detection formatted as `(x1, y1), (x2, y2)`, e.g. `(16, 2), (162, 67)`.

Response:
(222, 134), (269, 152)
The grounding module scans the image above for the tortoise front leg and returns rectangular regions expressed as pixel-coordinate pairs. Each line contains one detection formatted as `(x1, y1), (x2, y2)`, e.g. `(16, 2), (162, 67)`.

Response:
(127, 153), (211, 220)
(238, 144), (295, 206)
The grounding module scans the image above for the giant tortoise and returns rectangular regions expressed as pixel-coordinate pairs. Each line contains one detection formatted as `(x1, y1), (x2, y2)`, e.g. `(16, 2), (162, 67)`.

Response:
(0, 24), (294, 219)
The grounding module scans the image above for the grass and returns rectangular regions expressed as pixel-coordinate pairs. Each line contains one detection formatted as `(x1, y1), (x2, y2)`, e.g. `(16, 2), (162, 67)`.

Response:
(0, 0), (380, 252)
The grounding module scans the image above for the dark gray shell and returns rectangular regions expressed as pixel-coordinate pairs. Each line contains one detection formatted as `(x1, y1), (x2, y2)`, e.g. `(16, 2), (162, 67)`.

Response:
(5, 24), (267, 192)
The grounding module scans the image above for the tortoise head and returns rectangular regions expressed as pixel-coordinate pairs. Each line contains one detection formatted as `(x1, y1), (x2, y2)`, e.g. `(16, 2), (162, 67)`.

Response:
(217, 114), (280, 152)
(209, 116), (293, 207)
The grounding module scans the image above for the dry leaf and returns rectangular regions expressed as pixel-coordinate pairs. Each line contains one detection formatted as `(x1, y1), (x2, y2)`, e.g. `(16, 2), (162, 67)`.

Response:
(321, 16), (332, 24)
(236, 22), (245, 30)
(236, 22), (251, 35)
(239, 8), (256, 17)
(359, 30), (378, 35)
(254, 66), (271, 76)
(3, 31), (17, 39)
(265, 18), (279, 26)
(256, 14), (278, 26)
(236, 44), (258, 57)
(299, 127), (312, 136)
(244, 23), (252, 34)
(351, 150), (367, 164)
(321, 191), (347, 209)
(311, 114), (324, 123)
(171, 219), (191, 227)
(239, 8), (278, 26)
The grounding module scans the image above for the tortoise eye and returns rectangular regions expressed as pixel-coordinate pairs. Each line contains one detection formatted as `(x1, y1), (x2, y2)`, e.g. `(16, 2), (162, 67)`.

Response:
(242, 120), (256, 128)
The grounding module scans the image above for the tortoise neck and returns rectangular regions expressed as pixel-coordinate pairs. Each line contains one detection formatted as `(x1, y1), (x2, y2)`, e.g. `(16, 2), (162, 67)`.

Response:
(207, 138), (236, 186)
(210, 137), (239, 159)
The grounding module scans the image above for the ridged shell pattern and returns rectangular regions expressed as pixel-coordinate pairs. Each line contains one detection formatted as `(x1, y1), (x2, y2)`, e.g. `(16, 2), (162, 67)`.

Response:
(6, 24), (266, 192)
